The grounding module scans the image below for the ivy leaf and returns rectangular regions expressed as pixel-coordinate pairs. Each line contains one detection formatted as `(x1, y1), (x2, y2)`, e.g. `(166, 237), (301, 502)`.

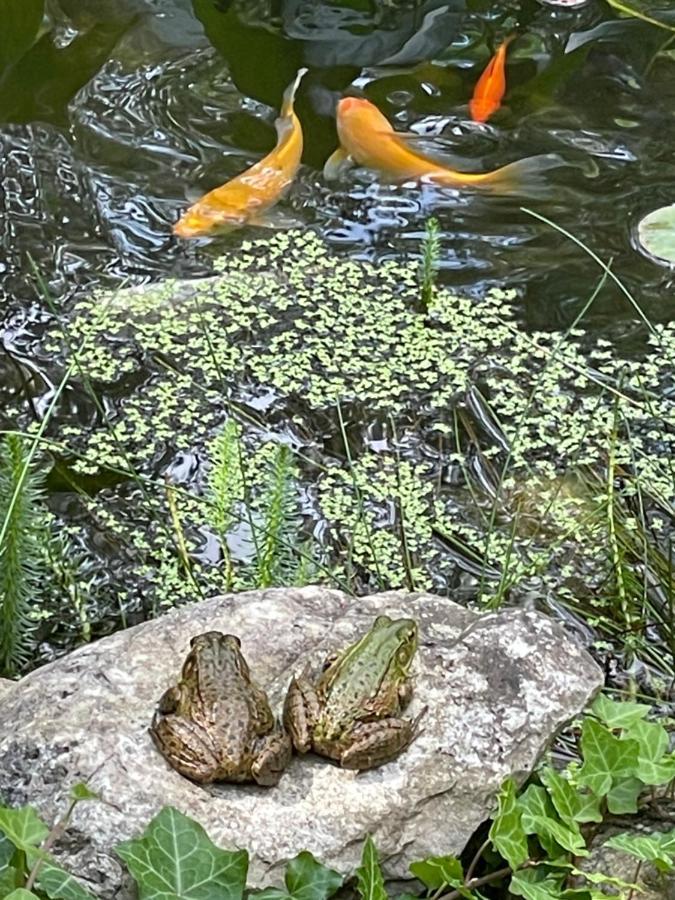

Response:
(255, 852), (342, 900)
(409, 855), (464, 890)
(355, 835), (387, 900)
(539, 768), (581, 828)
(0, 806), (49, 849)
(623, 720), (675, 785)
(25, 849), (96, 900)
(489, 778), (529, 871)
(572, 792), (602, 825)
(116, 806), (248, 900)
(0, 0), (44, 68)
(0, 830), (14, 867)
(0, 867), (21, 895)
(518, 785), (555, 831)
(526, 817), (587, 857)
(605, 778), (643, 815)
(604, 831), (675, 873)
(509, 867), (564, 900)
(577, 719), (639, 797)
(590, 695), (648, 730)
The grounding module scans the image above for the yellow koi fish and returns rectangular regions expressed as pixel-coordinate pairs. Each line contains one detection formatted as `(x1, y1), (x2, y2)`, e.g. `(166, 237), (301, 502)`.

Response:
(174, 68), (308, 238)
(324, 96), (562, 197)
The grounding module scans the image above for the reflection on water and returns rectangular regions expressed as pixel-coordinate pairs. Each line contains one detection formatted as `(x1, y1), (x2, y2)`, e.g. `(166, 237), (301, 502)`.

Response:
(2, 0), (675, 661)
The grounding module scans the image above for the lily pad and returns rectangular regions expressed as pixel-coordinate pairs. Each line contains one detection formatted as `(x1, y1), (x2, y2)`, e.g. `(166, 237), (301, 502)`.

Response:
(637, 204), (675, 265)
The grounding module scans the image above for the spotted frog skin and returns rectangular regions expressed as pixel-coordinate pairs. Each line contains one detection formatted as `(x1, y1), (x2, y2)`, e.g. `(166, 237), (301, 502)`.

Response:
(151, 632), (291, 786)
(283, 615), (422, 771)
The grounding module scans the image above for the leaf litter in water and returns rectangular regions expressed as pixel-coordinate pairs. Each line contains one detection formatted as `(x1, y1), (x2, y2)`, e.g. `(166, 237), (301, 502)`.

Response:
(637, 204), (675, 265)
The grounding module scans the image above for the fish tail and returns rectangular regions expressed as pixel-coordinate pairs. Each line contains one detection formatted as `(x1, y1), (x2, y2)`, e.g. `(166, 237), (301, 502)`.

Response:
(474, 153), (566, 198)
(281, 67), (309, 117)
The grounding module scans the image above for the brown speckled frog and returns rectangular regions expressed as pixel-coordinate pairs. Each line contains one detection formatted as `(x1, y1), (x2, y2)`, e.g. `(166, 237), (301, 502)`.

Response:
(151, 632), (291, 786)
(283, 615), (423, 771)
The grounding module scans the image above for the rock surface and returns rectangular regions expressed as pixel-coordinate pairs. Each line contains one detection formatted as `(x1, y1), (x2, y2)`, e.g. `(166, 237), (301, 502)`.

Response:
(0, 587), (603, 897)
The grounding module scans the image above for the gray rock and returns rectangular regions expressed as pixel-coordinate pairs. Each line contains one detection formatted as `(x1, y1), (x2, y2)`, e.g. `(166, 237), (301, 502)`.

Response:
(0, 587), (603, 897)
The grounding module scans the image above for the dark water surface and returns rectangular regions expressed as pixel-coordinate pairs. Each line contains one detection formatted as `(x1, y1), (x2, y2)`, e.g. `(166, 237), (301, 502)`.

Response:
(2, 0), (675, 665)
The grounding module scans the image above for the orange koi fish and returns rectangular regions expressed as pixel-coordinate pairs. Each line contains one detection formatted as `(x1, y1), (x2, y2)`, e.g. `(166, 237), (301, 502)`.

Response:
(469, 36), (515, 123)
(324, 96), (561, 197)
(174, 68), (308, 238)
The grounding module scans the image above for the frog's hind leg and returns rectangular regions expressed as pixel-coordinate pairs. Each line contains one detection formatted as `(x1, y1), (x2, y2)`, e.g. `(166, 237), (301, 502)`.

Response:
(150, 716), (221, 784)
(339, 711), (424, 771)
(283, 673), (320, 753)
(251, 725), (293, 786)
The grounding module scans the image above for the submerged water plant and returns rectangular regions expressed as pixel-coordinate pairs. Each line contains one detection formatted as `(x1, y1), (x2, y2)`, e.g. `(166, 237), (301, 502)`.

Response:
(0, 434), (48, 675)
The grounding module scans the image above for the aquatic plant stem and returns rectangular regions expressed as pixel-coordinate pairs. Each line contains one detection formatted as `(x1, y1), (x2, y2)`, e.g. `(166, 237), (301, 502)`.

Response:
(521, 208), (663, 345)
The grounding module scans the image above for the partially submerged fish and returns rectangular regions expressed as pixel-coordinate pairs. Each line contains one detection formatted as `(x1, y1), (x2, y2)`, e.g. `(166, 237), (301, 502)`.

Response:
(174, 68), (307, 238)
(324, 96), (562, 197)
(469, 35), (514, 123)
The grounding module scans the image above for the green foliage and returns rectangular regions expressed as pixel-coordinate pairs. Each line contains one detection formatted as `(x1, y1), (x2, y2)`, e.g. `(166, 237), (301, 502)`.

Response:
(400, 693), (675, 898)
(420, 217), (440, 310)
(604, 830), (675, 872)
(0, 791), (98, 899)
(255, 852), (342, 900)
(355, 836), (387, 900)
(117, 806), (248, 900)
(255, 444), (302, 588)
(0, 435), (48, 676)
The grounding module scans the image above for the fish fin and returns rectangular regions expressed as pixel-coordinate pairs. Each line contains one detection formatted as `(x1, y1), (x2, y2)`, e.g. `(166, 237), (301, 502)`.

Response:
(474, 153), (568, 199)
(249, 208), (304, 229)
(280, 67), (309, 117)
(323, 146), (354, 181)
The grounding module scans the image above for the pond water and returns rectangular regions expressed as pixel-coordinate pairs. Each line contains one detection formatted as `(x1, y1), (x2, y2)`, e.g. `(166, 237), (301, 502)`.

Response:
(1, 0), (675, 671)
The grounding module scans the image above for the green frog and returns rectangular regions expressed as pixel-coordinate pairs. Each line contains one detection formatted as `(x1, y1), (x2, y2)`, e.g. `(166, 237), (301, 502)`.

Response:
(283, 615), (422, 770)
(151, 631), (291, 786)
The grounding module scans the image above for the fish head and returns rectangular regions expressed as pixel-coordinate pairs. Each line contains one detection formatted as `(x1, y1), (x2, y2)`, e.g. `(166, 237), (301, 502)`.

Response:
(336, 96), (394, 150)
(173, 202), (244, 238)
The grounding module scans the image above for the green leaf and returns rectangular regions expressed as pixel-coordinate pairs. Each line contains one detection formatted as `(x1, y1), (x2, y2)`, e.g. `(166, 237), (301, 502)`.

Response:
(572, 792), (602, 825)
(356, 836), (387, 900)
(0, 829), (14, 868)
(116, 807), (248, 900)
(409, 855), (464, 890)
(539, 768), (581, 828)
(604, 831), (675, 873)
(0, 0), (44, 68)
(489, 779), (529, 871)
(4, 891), (42, 899)
(518, 785), (555, 831)
(0, 807), (49, 850)
(0, 867), (21, 895)
(605, 778), (643, 815)
(24, 849), (96, 900)
(527, 817), (587, 857)
(577, 719), (639, 797)
(256, 851), (343, 900)
(623, 720), (675, 785)
(69, 784), (100, 803)
(591, 695), (648, 730)
(509, 868), (565, 900)
(284, 851), (342, 900)
(638, 205), (675, 264)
